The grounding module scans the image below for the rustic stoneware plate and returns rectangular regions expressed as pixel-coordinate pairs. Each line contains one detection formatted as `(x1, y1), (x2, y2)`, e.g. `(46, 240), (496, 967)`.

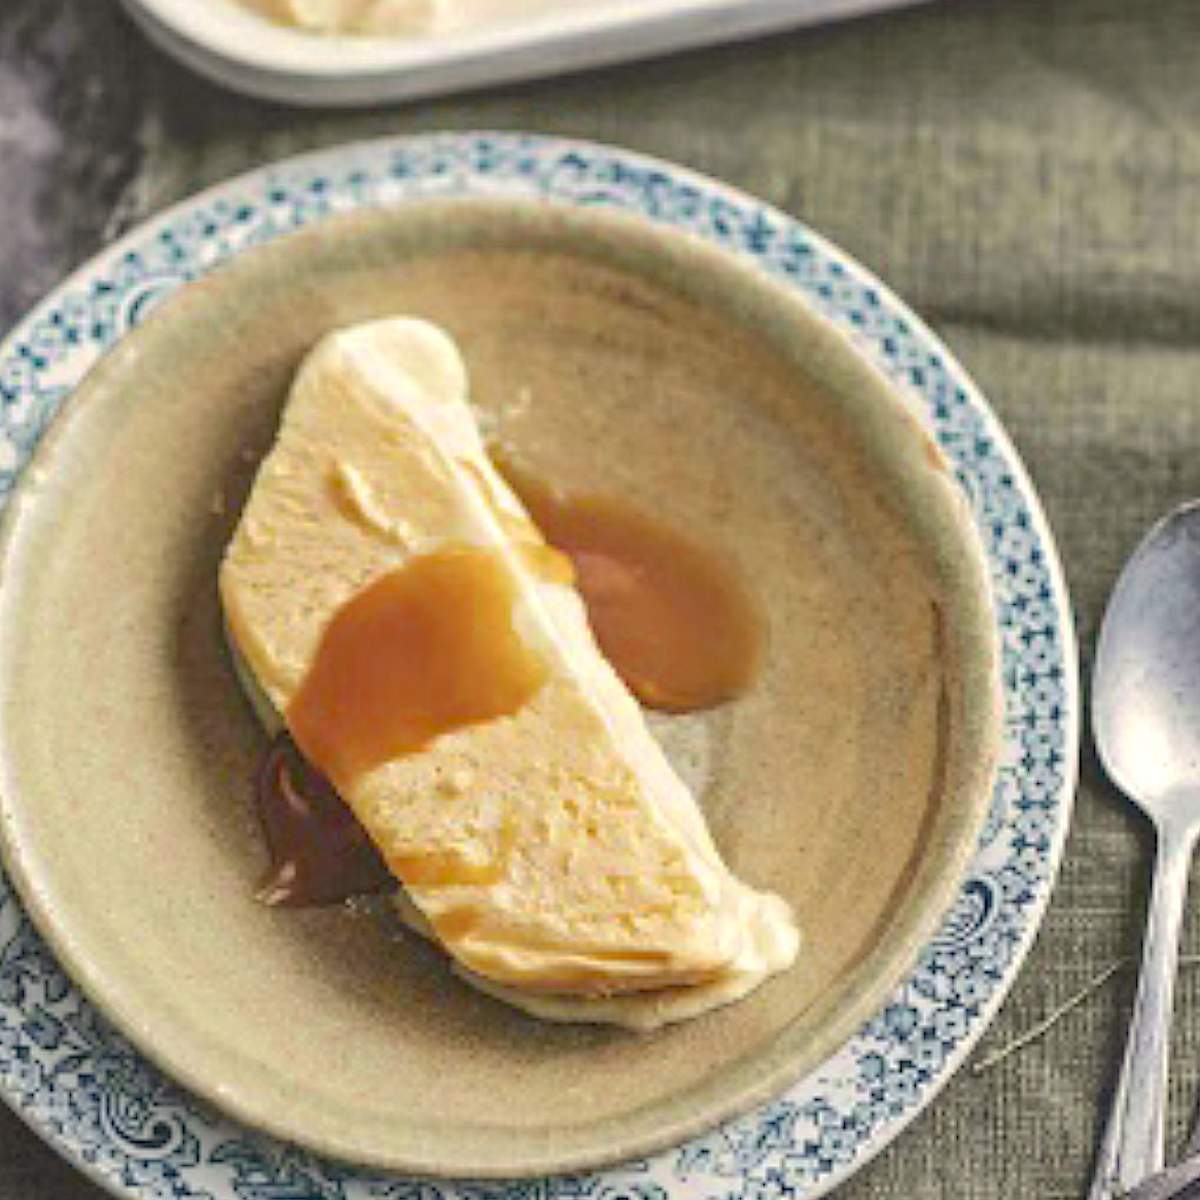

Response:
(0, 134), (1077, 1198)
(0, 193), (997, 1174)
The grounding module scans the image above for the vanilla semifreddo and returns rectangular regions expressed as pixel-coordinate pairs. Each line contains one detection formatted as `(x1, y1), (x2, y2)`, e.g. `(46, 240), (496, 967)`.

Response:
(240, 0), (571, 37)
(219, 317), (799, 1029)
(243, 0), (439, 35)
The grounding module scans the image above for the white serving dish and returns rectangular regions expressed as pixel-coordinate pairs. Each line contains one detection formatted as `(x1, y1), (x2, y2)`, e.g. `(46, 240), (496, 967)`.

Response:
(120, 0), (936, 107)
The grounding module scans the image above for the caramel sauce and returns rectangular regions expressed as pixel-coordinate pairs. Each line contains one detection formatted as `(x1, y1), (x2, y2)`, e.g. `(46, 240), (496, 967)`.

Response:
(389, 848), (507, 888)
(254, 732), (393, 907)
(496, 457), (763, 712)
(519, 541), (576, 586)
(431, 908), (482, 943)
(287, 545), (549, 789)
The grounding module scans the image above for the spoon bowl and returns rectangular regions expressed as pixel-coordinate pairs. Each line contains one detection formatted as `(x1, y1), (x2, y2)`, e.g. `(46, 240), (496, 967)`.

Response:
(1094, 499), (1200, 808)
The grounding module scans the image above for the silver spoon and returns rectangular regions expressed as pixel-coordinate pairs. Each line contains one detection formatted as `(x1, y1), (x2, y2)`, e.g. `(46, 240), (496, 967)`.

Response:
(1089, 500), (1200, 1200)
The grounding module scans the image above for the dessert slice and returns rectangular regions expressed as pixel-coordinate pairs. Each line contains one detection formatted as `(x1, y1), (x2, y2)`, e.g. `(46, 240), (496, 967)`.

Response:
(220, 317), (798, 1027)
(245, 0), (441, 34)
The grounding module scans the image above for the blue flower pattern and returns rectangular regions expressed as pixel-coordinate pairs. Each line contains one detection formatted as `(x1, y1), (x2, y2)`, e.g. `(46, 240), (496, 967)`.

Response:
(0, 133), (1075, 1200)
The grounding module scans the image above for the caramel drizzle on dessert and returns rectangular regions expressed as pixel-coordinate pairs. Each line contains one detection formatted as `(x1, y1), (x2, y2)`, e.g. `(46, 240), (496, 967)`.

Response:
(287, 545), (549, 789)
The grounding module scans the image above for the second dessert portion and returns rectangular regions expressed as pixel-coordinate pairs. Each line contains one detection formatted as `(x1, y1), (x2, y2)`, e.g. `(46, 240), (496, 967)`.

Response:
(241, 0), (572, 37)
(220, 316), (799, 1030)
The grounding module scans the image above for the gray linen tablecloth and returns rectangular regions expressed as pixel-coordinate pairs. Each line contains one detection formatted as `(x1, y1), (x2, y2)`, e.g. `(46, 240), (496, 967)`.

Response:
(0, 1), (1196, 1196)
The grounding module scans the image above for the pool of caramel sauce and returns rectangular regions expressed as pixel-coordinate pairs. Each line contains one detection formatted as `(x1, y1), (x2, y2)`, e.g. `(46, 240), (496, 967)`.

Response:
(499, 455), (761, 712)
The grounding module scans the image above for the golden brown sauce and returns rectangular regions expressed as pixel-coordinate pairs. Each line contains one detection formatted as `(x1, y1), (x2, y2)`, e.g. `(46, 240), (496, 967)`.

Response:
(254, 732), (393, 907)
(497, 457), (763, 712)
(519, 541), (576, 586)
(287, 545), (549, 789)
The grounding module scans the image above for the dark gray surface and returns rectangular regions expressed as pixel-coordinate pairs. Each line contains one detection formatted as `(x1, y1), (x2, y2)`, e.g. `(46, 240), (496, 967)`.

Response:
(1, 1), (1198, 1196)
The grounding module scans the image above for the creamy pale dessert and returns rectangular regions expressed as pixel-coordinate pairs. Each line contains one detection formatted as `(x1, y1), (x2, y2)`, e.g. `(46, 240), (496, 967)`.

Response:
(239, 0), (569, 36)
(219, 317), (799, 1029)
(242, 0), (438, 35)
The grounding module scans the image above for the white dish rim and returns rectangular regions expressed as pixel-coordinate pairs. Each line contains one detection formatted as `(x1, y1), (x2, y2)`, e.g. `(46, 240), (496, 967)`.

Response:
(119, 0), (936, 104)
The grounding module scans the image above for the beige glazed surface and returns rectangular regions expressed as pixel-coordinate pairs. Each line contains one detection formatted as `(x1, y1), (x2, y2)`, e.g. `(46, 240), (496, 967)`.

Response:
(0, 200), (1000, 1177)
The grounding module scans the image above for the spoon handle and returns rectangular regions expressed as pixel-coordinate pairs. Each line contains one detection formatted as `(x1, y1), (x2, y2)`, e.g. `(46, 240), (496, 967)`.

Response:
(1088, 819), (1198, 1200)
